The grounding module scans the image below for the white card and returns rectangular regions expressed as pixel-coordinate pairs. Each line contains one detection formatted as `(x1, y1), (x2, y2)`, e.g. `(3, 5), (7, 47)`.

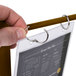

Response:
(13, 21), (74, 76)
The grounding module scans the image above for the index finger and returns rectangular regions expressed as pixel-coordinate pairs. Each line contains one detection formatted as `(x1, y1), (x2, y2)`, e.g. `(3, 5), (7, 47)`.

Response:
(0, 5), (27, 29)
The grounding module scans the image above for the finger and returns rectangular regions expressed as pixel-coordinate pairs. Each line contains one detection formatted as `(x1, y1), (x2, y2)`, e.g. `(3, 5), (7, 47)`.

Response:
(0, 5), (27, 29)
(0, 27), (26, 47)
(10, 43), (17, 49)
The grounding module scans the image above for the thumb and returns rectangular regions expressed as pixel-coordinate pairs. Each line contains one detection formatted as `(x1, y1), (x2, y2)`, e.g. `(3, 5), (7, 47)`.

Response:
(0, 27), (26, 47)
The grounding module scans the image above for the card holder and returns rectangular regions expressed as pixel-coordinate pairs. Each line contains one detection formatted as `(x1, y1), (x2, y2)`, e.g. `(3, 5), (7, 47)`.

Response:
(0, 14), (75, 76)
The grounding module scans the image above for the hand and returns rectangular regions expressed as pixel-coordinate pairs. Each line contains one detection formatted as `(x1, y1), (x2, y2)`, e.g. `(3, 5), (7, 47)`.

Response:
(0, 5), (27, 48)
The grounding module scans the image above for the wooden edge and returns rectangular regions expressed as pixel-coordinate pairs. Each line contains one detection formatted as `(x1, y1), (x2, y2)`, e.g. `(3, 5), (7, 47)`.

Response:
(28, 14), (76, 30)
(0, 46), (11, 76)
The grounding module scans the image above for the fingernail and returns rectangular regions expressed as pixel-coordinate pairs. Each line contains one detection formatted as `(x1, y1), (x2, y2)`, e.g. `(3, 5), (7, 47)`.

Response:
(16, 29), (26, 39)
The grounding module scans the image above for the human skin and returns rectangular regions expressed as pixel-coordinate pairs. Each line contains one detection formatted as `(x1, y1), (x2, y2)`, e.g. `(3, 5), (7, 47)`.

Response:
(0, 5), (27, 48)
